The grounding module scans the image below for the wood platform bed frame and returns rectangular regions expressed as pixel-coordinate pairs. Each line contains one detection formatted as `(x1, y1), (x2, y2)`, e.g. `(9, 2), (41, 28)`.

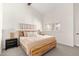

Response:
(20, 37), (56, 56)
(18, 24), (56, 56)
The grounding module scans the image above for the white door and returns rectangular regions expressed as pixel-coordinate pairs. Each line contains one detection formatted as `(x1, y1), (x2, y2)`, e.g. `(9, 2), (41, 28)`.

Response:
(0, 4), (2, 54)
(74, 4), (79, 46)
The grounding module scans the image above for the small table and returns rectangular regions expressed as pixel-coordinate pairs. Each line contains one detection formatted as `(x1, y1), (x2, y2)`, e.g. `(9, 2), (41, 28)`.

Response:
(5, 38), (18, 50)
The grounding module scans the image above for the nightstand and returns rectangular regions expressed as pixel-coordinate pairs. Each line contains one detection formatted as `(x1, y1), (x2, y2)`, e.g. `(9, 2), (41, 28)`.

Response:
(5, 38), (18, 50)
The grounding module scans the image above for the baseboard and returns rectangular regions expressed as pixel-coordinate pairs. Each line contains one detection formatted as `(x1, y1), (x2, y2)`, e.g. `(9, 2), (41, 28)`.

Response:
(57, 42), (74, 47)
(75, 44), (79, 47)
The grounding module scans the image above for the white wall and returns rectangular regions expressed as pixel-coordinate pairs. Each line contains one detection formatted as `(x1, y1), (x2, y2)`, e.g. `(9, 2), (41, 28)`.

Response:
(2, 3), (42, 49)
(42, 3), (74, 47)
(74, 4), (79, 46)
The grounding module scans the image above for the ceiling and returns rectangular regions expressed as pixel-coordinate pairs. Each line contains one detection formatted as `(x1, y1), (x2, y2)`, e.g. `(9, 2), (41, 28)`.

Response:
(31, 3), (60, 15)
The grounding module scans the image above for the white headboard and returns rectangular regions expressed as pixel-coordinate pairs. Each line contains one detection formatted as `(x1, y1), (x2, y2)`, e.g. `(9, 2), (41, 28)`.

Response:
(18, 23), (38, 37)
(18, 23), (38, 32)
(19, 23), (35, 29)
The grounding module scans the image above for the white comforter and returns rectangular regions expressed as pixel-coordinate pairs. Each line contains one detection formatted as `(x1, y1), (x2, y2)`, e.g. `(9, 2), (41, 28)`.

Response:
(20, 35), (52, 42)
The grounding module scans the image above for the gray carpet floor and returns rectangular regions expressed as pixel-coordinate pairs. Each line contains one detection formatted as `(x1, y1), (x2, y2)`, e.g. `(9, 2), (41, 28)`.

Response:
(1, 44), (79, 56)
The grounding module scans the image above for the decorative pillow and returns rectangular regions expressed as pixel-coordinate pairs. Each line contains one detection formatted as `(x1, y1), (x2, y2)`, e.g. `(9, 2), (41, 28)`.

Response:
(24, 31), (28, 37)
(19, 31), (24, 37)
(27, 32), (38, 37)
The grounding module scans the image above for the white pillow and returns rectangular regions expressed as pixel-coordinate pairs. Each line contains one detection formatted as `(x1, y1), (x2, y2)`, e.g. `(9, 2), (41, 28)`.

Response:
(27, 32), (38, 37)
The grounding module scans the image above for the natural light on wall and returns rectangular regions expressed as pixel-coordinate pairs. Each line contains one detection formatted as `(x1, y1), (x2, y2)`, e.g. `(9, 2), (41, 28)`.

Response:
(46, 24), (52, 31)
(46, 23), (61, 31)
(55, 23), (61, 31)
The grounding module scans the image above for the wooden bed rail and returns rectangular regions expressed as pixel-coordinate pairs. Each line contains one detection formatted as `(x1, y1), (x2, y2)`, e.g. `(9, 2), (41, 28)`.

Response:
(31, 42), (56, 56)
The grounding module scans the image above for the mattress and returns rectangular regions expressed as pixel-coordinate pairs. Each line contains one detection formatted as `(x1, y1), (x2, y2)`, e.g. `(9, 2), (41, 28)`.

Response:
(20, 35), (56, 55)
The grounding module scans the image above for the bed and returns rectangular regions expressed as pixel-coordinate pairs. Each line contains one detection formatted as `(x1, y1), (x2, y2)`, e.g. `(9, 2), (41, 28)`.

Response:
(18, 24), (56, 56)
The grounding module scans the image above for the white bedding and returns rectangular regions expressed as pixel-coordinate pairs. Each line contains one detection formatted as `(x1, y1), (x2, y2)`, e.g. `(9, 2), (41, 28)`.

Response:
(20, 35), (53, 42)
(20, 35), (53, 48)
